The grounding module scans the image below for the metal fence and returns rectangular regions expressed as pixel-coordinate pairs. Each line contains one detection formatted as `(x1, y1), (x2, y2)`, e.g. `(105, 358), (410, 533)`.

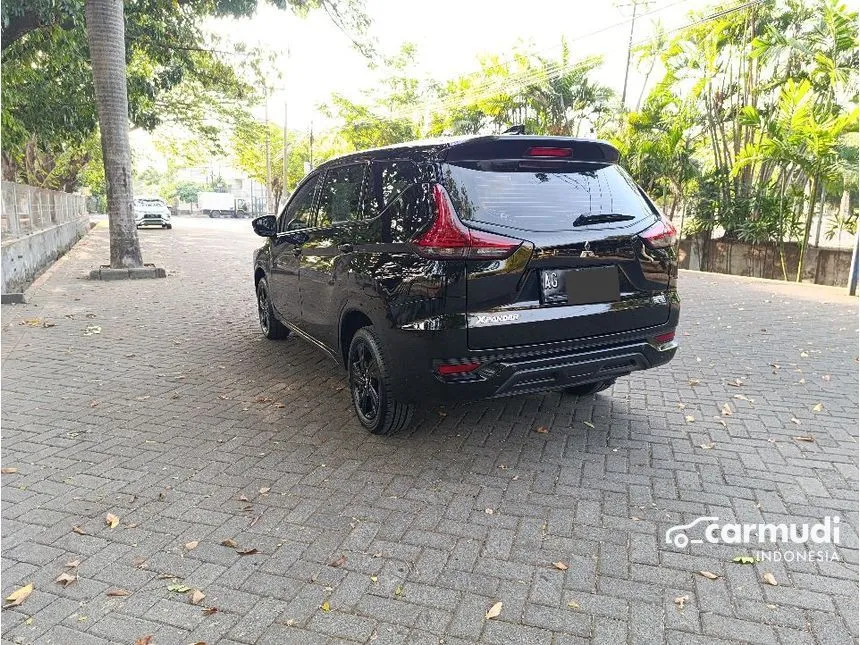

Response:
(1, 181), (88, 240)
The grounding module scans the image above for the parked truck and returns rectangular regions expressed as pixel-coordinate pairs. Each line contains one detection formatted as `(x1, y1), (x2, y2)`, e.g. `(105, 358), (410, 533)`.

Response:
(198, 192), (248, 218)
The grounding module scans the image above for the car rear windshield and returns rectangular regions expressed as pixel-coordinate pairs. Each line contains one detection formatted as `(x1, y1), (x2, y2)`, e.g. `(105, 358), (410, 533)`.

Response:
(441, 161), (655, 232)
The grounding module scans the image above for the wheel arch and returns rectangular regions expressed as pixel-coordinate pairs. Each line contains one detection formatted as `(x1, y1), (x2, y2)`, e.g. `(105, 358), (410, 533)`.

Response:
(339, 308), (373, 367)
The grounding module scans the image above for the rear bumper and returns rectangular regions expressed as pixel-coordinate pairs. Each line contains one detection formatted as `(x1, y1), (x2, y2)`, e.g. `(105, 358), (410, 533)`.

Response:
(423, 338), (675, 401)
(385, 292), (680, 402)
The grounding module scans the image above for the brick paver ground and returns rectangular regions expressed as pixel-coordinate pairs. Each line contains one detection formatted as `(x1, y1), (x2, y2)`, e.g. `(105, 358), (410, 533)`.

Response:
(2, 218), (857, 645)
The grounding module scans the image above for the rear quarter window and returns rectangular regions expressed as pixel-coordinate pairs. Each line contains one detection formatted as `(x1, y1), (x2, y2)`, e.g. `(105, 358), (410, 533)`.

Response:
(441, 162), (655, 232)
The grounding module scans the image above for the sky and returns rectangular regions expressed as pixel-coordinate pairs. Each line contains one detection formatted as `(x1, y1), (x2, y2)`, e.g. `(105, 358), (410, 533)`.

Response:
(208, 0), (716, 129)
(135, 0), (717, 172)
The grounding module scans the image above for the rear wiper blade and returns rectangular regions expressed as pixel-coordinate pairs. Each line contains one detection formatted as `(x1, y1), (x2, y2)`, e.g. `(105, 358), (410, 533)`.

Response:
(572, 213), (636, 226)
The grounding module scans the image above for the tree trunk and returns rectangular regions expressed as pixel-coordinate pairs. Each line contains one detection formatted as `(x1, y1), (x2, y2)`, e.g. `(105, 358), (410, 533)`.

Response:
(85, 0), (143, 268)
(795, 175), (819, 283)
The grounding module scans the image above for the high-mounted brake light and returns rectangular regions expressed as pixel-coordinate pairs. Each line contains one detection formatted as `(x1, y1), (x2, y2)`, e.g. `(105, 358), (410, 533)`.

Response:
(412, 184), (522, 260)
(640, 214), (678, 249)
(525, 146), (573, 158)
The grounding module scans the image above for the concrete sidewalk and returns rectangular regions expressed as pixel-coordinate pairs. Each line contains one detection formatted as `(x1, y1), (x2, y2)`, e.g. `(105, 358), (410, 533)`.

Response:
(2, 219), (857, 644)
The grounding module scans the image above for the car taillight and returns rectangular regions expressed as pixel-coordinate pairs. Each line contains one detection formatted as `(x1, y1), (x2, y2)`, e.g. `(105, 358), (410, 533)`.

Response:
(653, 331), (675, 344)
(640, 214), (678, 249)
(412, 184), (521, 260)
(436, 361), (482, 376)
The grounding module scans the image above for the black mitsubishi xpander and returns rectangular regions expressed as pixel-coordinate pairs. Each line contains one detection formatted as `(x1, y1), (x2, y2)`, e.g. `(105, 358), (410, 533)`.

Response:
(252, 134), (679, 434)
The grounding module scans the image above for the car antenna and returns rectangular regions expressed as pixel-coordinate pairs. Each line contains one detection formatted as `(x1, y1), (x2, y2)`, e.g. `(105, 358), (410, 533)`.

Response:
(501, 125), (526, 135)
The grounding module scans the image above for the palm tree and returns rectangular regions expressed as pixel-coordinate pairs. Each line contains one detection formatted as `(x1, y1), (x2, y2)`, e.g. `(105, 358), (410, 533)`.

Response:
(85, 0), (142, 268)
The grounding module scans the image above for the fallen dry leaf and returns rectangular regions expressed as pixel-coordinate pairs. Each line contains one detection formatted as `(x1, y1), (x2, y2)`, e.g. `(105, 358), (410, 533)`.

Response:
(202, 607), (219, 616)
(106, 589), (131, 597)
(1, 467), (18, 474)
(258, 487), (271, 494)
(674, 595), (689, 609)
(721, 403), (733, 417)
(328, 555), (347, 568)
(567, 600), (580, 609)
(698, 571), (719, 580)
(812, 403), (824, 412)
(65, 559), (81, 568)
(793, 435), (815, 442)
(700, 443), (715, 450)
(320, 601), (331, 612)
(763, 572), (778, 586)
(134, 637), (153, 645)
(790, 417), (802, 425)
(684, 415), (695, 424)
(236, 548), (259, 556)
(485, 508), (494, 515)
(184, 541), (199, 551)
(688, 378), (700, 386)
(105, 513), (120, 529)
(534, 426), (549, 434)
(727, 378), (744, 387)
(190, 589), (205, 605)
(55, 571), (76, 587)
(583, 421), (595, 429)
(485, 601), (503, 620)
(132, 557), (147, 568)
(72, 526), (87, 535)
(4, 583), (33, 607)
(220, 538), (238, 548)
(552, 561), (569, 571)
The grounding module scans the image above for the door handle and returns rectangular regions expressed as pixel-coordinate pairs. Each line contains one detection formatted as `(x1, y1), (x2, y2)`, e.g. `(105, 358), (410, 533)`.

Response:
(293, 247), (302, 257)
(338, 243), (354, 253)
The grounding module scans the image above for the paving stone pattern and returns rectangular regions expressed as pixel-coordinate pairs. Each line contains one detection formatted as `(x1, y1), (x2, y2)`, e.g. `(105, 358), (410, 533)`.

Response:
(1, 219), (857, 644)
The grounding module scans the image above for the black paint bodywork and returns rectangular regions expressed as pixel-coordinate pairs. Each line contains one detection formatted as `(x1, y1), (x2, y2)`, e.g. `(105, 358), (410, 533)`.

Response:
(252, 135), (679, 404)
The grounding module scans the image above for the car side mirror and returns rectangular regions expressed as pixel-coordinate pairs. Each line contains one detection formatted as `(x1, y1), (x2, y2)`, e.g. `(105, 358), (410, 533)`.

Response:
(252, 215), (277, 238)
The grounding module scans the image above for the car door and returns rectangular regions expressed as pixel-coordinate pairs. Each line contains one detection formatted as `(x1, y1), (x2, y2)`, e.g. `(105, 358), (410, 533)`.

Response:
(270, 173), (321, 326)
(298, 162), (370, 349)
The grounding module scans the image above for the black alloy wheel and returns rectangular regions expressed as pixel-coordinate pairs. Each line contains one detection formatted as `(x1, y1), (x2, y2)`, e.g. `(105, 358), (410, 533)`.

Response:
(347, 327), (413, 435)
(256, 278), (289, 340)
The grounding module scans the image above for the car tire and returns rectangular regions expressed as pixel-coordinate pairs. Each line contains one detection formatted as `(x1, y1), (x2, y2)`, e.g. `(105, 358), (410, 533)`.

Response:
(348, 327), (413, 435)
(165, 224), (172, 229)
(256, 278), (289, 340)
(212, 210), (221, 218)
(564, 379), (615, 396)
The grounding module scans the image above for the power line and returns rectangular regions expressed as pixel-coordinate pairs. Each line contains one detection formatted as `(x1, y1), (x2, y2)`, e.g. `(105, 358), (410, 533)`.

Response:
(329, 0), (769, 130)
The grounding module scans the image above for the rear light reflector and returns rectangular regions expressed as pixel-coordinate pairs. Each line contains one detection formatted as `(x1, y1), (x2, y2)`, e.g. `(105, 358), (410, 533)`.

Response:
(412, 184), (521, 260)
(525, 146), (572, 158)
(436, 361), (482, 376)
(653, 331), (675, 344)
(640, 214), (678, 249)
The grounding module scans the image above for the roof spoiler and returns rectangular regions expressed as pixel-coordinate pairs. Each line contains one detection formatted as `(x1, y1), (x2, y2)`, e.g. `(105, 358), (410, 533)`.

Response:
(442, 136), (619, 164)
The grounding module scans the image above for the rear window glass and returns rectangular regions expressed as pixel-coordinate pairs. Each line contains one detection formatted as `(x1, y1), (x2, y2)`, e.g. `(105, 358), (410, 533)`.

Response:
(441, 162), (654, 232)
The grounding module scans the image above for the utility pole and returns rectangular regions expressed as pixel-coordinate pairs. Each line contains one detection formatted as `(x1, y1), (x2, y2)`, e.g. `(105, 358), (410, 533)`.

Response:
(618, 0), (651, 111)
(309, 120), (314, 171)
(264, 90), (272, 215)
(283, 47), (290, 198)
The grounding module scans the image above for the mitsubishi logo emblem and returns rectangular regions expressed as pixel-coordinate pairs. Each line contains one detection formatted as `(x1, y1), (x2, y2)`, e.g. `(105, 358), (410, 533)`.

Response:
(580, 241), (596, 258)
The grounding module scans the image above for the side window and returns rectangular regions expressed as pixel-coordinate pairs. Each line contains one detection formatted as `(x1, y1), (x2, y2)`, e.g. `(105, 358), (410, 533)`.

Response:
(316, 164), (368, 227)
(278, 175), (320, 233)
(373, 161), (420, 214)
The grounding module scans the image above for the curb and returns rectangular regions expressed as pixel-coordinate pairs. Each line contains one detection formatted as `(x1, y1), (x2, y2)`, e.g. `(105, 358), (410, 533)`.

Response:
(89, 266), (167, 281)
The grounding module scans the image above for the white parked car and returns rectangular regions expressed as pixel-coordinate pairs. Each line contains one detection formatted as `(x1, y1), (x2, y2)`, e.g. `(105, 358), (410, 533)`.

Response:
(134, 197), (172, 229)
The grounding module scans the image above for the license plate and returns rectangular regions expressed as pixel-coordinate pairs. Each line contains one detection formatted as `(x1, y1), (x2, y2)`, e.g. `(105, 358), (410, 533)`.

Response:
(540, 267), (620, 305)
